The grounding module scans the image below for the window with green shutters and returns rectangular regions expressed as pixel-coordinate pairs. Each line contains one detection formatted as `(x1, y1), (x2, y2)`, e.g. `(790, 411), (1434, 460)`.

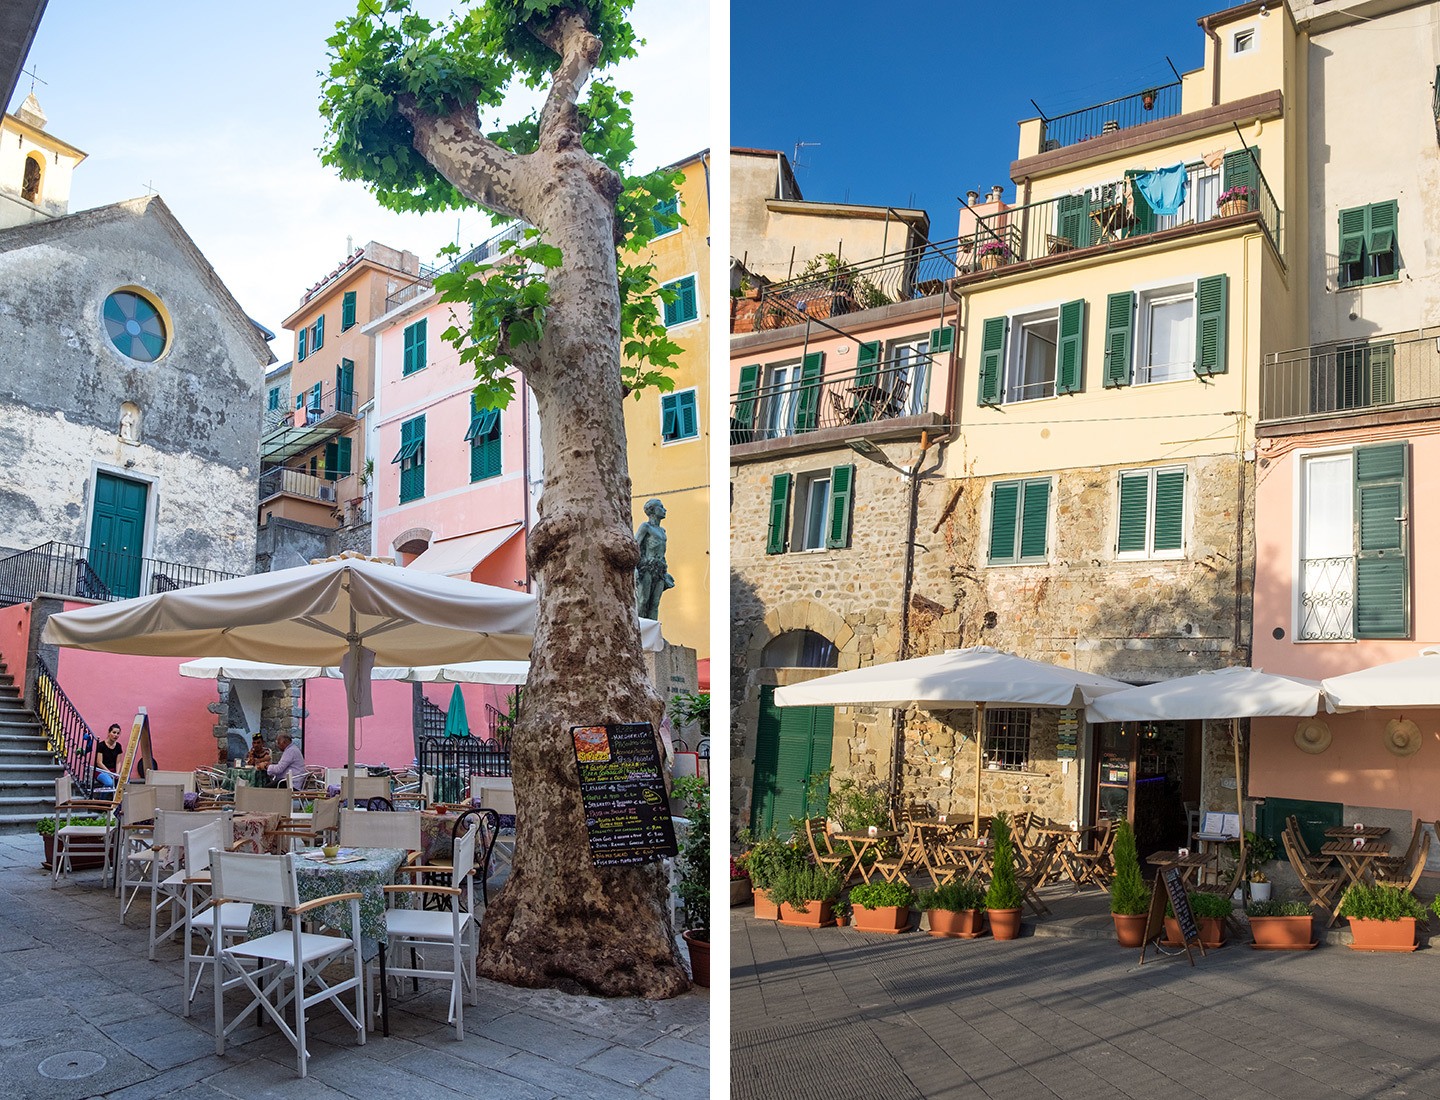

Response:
(323, 436), (352, 482)
(1329, 341), (1395, 412)
(988, 478), (1051, 564)
(1354, 441), (1408, 638)
(978, 316), (1007, 406)
(467, 404), (501, 482)
(1193, 274), (1228, 377)
(1103, 292), (1134, 387)
(662, 274), (699, 327)
(267, 387), (279, 411)
(1338, 200), (1399, 287)
(311, 314), (324, 351)
(394, 414), (426, 502)
(767, 466), (855, 554)
(402, 319), (427, 376)
(341, 290), (357, 331)
(1056, 299), (1086, 394)
(766, 473), (792, 555)
(1115, 466), (1187, 558)
(652, 195), (680, 237)
(661, 388), (699, 442)
(825, 464), (854, 549)
(336, 359), (355, 415)
(297, 327), (307, 361)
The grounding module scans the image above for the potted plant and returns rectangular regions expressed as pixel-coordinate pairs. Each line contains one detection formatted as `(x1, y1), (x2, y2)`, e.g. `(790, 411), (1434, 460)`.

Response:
(1109, 819), (1151, 946)
(1230, 831), (1276, 902)
(848, 880), (915, 934)
(984, 812), (1025, 940)
(917, 877), (988, 938)
(1338, 883), (1425, 951)
(737, 830), (806, 920)
(1165, 891), (1232, 948)
(977, 239), (1009, 271)
(1246, 899), (1316, 949)
(1217, 185), (1253, 217)
(771, 864), (844, 928)
(730, 855), (752, 907)
(672, 777), (709, 985)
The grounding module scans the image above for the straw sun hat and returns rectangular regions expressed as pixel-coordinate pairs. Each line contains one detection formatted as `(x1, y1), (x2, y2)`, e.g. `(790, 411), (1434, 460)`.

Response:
(1293, 718), (1332, 754)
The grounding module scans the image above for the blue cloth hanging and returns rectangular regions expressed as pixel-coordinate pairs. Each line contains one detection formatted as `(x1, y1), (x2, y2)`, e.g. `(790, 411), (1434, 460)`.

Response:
(1133, 164), (1188, 216)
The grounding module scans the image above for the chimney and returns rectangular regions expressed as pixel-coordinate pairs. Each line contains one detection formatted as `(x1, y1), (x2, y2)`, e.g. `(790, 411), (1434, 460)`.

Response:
(989, 185), (1004, 204)
(966, 189), (980, 205)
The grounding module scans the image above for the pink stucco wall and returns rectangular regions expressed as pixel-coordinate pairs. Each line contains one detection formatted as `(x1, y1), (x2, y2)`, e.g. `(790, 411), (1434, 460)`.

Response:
(0, 601), (31, 687)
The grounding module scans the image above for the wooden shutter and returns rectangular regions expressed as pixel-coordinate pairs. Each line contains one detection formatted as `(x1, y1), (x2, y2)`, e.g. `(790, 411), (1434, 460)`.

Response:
(336, 436), (352, 478)
(1337, 206), (1367, 267)
(1018, 479), (1050, 560)
(1194, 274), (1229, 376)
(733, 364), (761, 437)
(661, 394), (679, 440)
(1366, 199), (1398, 270)
(678, 391), (698, 437)
(978, 317), (1006, 406)
(1124, 169), (1155, 236)
(826, 464), (855, 549)
(1354, 441), (1409, 638)
(403, 322), (419, 374)
(766, 474), (792, 555)
(988, 481), (1020, 562)
(471, 419), (501, 481)
(1367, 341), (1394, 407)
(1152, 468), (1186, 552)
(928, 326), (954, 353)
(1222, 147), (1259, 197)
(1116, 472), (1149, 553)
(313, 314), (324, 350)
(414, 320), (427, 371)
(795, 351), (824, 432)
(1103, 292), (1134, 387)
(309, 382), (322, 409)
(342, 290), (356, 330)
(297, 327), (307, 361)
(1056, 299), (1085, 394)
(1056, 193), (1091, 250)
(336, 359), (355, 413)
(855, 342), (880, 388)
(324, 439), (339, 481)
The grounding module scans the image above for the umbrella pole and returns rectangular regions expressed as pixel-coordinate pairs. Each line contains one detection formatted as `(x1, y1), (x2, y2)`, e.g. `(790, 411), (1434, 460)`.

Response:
(1233, 716), (1246, 904)
(346, 607), (358, 805)
(974, 701), (985, 829)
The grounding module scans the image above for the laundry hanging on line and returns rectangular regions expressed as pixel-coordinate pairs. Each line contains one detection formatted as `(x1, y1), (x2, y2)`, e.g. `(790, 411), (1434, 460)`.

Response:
(1132, 163), (1189, 216)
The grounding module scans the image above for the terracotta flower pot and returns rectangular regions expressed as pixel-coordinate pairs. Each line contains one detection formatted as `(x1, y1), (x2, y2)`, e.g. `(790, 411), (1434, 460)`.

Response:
(927, 909), (987, 939)
(1220, 198), (1250, 218)
(779, 899), (836, 927)
(1164, 916), (1227, 949)
(682, 929), (709, 987)
(988, 907), (1023, 941)
(979, 253), (1003, 271)
(852, 904), (911, 934)
(1347, 917), (1417, 952)
(1249, 915), (1314, 949)
(752, 889), (779, 921)
(1113, 913), (1148, 947)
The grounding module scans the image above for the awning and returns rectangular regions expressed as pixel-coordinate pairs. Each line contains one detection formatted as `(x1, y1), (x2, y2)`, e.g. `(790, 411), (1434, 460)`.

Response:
(407, 525), (523, 578)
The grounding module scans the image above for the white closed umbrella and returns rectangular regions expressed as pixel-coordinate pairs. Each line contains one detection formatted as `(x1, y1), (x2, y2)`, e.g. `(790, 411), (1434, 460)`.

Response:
(1321, 647), (1440, 711)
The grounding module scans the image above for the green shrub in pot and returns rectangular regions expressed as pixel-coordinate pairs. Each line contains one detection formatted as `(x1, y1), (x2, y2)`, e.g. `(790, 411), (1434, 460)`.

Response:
(1337, 883), (1425, 922)
(917, 878), (987, 913)
(849, 881), (915, 911)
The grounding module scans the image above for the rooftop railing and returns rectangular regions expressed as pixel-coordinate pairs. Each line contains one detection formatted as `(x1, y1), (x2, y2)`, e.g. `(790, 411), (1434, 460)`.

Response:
(0, 541), (240, 606)
(1261, 328), (1440, 423)
(1037, 82), (1183, 152)
(730, 354), (936, 446)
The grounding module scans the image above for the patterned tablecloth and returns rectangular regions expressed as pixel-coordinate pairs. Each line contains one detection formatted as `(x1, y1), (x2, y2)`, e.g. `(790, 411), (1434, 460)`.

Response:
(246, 847), (410, 960)
(232, 812), (284, 855)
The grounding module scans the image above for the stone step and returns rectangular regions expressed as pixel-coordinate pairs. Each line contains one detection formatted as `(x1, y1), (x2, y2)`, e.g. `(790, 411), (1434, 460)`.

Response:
(0, 731), (47, 744)
(0, 812), (52, 836)
(0, 765), (64, 782)
(0, 777), (57, 791)
(0, 751), (60, 768)
(0, 721), (42, 736)
(0, 795), (58, 811)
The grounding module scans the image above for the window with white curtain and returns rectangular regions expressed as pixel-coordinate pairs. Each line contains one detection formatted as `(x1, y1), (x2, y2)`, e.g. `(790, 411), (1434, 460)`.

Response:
(1137, 288), (1195, 384)
(1299, 452), (1355, 640)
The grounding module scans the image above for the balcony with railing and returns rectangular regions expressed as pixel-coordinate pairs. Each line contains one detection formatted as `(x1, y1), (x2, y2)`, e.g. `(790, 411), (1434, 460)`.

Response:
(1260, 329), (1440, 426)
(259, 466), (340, 507)
(0, 541), (241, 606)
(260, 382), (357, 463)
(384, 222), (530, 312)
(1036, 82), (1184, 153)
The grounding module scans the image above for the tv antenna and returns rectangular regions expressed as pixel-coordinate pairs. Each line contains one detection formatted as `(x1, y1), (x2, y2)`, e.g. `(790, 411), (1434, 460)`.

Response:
(793, 141), (821, 171)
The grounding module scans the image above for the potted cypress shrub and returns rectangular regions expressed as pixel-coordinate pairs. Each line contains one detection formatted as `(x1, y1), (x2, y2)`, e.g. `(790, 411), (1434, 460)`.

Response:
(1246, 899), (1316, 949)
(1109, 819), (1151, 946)
(848, 880), (915, 933)
(984, 812), (1025, 940)
(918, 877), (987, 938)
(1338, 883), (1424, 951)
(1164, 891), (1232, 948)
(673, 777), (709, 986)
(772, 864), (844, 928)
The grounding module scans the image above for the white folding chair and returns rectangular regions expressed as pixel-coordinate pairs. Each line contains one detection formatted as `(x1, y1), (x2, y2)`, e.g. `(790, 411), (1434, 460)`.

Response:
(147, 808), (233, 958)
(210, 850), (365, 1079)
(117, 785), (183, 910)
(235, 786), (293, 816)
(338, 808), (421, 852)
(472, 781), (516, 876)
(51, 775), (118, 887)
(371, 821), (481, 1039)
(274, 796), (340, 851)
(180, 817), (250, 1016)
(145, 769), (197, 794)
(339, 775), (391, 805)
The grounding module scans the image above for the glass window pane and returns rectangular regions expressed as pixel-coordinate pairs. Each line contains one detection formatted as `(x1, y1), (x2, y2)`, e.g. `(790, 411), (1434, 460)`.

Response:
(1146, 297), (1193, 381)
(1304, 454), (1353, 558)
(803, 478), (830, 549)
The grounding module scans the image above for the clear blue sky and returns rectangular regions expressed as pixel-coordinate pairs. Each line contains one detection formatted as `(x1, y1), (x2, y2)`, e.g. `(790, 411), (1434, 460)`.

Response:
(731, 0), (1206, 241)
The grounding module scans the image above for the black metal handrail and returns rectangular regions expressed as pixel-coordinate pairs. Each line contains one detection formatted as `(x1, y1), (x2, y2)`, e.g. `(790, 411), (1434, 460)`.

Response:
(1039, 82), (1183, 151)
(417, 733), (512, 804)
(34, 653), (98, 797)
(730, 356), (936, 445)
(0, 541), (241, 606)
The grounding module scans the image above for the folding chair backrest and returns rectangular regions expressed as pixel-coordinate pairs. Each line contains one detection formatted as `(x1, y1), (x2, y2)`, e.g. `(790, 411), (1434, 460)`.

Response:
(452, 820), (479, 884)
(339, 808), (420, 850)
(154, 808), (194, 849)
(184, 818), (226, 874)
(474, 783), (516, 816)
(150, 785), (185, 812)
(122, 785), (159, 825)
(339, 775), (390, 802)
(185, 809), (234, 845)
(324, 767), (345, 787)
(805, 817), (832, 862)
(147, 770), (196, 794)
(211, 849), (297, 908)
(1281, 829), (1315, 883)
(236, 787), (291, 815)
(55, 775), (74, 807)
(311, 797), (340, 833)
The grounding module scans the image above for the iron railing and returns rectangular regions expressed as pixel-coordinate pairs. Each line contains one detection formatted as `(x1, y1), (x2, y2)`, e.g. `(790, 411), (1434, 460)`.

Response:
(259, 466), (339, 505)
(276, 382), (356, 430)
(417, 733), (512, 804)
(34, 653), (98, 797)
(1261, 329), (1440, 422)
(485, 700), (517, 747)
(1038, 82), (1183, 151)
(261, 403), (292, 434)
(0, 541), (241, 606)
(730, 355), (936, 445)
(1299, 556), (1355, 641)
(385, 223), (530, 312)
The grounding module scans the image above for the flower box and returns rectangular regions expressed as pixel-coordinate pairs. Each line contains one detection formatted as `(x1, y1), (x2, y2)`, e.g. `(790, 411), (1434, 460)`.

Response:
(752, 889), (779, 921)
(851, 904), (911, 934)
(778, 899), (836, 928)
(1248, 914), (1314, 949)
(1347, 917), (1417, 952)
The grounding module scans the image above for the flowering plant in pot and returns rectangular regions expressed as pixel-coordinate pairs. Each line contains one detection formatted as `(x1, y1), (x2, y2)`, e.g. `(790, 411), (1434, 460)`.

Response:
(1109, 819), (1151, 946)
(976, 239), (1009, 270)
(672, 777), (710, 986)
(1246, 899), (1315, 949)
(730, 855), (752, 907)
(1217, 185), (1253, 215)
(771, 864), (844, 928)
(1165, 890), (1232, 948)
(1338, 883), (1424, 952)
(848, 880), (915, 934)
(918, 877), (987, 938)
(984, 812), (1025, 940)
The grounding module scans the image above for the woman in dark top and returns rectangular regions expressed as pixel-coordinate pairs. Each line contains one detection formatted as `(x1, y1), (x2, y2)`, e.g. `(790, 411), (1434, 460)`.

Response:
(95, 723), (124, 790)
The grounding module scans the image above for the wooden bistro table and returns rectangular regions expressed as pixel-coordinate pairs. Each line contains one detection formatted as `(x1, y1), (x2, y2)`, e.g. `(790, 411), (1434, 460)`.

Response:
(1321, 837), (1393, 891)
(942, 836), (994, 881)
(830, 829), (901, 884)
(1145, 850), (1215, 888)
(905, 815), (973, 880)
(1030, 823), (1097, 888)
(1324, 825), (1391, 841)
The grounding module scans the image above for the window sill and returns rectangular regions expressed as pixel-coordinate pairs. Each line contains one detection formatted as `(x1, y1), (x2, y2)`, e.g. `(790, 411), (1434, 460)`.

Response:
(1338, 274), (1399, 290)
(661, 434), (701, 446)
(1115, 552), (1187, 562)
(664, 317), (702, 332)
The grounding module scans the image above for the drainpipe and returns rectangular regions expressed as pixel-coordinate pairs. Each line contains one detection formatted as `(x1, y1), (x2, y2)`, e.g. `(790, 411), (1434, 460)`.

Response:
(1201, 15), (1221, 107)
(889, 431), (935, 811)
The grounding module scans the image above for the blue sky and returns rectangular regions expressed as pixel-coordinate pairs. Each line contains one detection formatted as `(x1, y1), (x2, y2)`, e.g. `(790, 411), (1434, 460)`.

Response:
(731, 0), (1207, 242)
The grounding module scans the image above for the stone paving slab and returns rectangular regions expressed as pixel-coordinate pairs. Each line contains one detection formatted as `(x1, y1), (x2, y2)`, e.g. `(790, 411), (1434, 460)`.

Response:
(0, 835), (707, 1098)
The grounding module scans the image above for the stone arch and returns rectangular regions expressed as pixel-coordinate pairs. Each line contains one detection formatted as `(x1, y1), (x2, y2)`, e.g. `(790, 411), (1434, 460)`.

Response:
(391, 526), (433, 560)
(21, 153), (41, 204)
(741, 597), (855, 675)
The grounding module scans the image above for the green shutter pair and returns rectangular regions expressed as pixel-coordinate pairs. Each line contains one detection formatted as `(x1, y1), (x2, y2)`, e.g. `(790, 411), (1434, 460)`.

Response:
(661, 390), (698, 441)
(988, 478), (1050, 563)
(335, 359), (355, 414)
(1354, 441), (1409, 638)
(978, 305), (1085, 404)
(1102, 274), (1228, 385)
(765, 465), (856, 554)
(393, 414), (426, 463)
(403, 320), (427, 375)
(1338, 200), (1398, 285)
(342, 290), (357, 330)
(663, 276), (698, 327)
(1116, 468), (1186, 555)
(323, 436), (353, 481)
(652, 195), (680, 236)
(470, 409), (502, 481)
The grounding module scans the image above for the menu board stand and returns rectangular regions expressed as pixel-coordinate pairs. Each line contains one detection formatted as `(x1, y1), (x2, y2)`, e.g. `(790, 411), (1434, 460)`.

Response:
(1139, 866), (1205, 967)
(571, 722), (678, 867)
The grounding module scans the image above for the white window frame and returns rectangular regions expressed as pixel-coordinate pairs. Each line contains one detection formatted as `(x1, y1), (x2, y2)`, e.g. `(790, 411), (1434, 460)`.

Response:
(1004, 308), (1059, 404)
(882, 334), (931, 416)
(1114, 465), (1188, 561)
(1135, 283), (1196, 385)
(660, 387), (700, 445)
(792, 470), (832, 552)
(1294, 447), (1357, 643)
(652, 195), (682, 240)
(759, 360), (801, 440)
(1232, 27), (1256, 55)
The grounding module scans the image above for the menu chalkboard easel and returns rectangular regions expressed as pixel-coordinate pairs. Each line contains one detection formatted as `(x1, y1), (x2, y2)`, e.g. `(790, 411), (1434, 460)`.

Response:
(571, 722), (678, 867)
(1139, 866), (1205, 966)
(113, 708), (156, 803)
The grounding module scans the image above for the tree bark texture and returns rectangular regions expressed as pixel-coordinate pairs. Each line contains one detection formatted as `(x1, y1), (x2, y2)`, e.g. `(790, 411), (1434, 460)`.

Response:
(404, 20), (687, 999)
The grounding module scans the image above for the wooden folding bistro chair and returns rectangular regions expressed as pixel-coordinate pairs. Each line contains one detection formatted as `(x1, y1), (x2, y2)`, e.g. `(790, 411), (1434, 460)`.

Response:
(1375, 828), (1432, 893)
(1015, 834), (1058, 916)
(1060, 819), (1115, 892)
(804, 817), (847, 878)
(1281, 829), (1343, 925)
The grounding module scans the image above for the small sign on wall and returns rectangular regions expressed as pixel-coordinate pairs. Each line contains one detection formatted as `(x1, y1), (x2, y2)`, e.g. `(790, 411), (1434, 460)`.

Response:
(1057, 709), (1079, 762)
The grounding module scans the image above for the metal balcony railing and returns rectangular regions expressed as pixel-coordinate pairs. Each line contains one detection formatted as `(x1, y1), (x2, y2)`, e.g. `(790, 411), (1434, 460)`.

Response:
(0, 541), (241, 606)
(1038, 82), (1183, 152)
(730, 356), (935, 445)
(34, 653), (99, 797)
(385, 223), (530, 312)
(259, 466), (339, 505)
(281, 383), (356, 429)
(1261, 329), (1440, 423)
(1299, 556), (1355, 641)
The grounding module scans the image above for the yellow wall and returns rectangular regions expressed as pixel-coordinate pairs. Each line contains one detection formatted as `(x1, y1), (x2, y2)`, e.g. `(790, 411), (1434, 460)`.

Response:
(626, 153), (710, 657)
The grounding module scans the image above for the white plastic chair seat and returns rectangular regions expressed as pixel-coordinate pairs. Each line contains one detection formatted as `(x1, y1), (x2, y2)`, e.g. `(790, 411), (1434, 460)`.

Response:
(188, 902), (253, 932)
(57, 825), (109, 838)
(226, 928), (352, 966)
(386, 907), (474, 940)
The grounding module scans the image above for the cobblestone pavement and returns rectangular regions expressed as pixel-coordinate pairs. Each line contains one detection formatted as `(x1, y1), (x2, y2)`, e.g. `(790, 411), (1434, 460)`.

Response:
(732, 901), (1440, 1100)
(0, 835), (707, 1100)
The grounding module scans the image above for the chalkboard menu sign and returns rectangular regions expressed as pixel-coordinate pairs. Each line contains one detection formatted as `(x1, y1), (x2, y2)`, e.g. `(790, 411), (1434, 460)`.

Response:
(1161, 867), (1199, 947)
(571, 722), (679, 867)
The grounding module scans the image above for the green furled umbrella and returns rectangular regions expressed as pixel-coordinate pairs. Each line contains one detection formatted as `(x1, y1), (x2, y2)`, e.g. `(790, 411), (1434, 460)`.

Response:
(443, 683), (471, 738)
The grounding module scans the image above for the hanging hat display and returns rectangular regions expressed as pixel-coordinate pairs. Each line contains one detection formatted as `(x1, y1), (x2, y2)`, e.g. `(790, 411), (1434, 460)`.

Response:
(1384, 718), (1422, 757)
(1294, 718), (1332, 754)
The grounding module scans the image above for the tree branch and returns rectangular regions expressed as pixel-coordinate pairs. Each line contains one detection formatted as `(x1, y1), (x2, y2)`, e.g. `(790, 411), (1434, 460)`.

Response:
(533, 10), (601, 149)
(398, 95), (529, 221)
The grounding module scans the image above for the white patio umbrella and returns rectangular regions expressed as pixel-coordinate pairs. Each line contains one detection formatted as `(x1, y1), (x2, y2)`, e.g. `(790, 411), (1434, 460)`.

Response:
(1321, 647), (1440, 711)
(775, 646), (1131, 819)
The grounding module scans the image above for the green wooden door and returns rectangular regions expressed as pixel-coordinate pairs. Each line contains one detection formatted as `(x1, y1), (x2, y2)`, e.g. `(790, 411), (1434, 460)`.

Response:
(90, 472), (148, 598)
(750, 685), (834, 838)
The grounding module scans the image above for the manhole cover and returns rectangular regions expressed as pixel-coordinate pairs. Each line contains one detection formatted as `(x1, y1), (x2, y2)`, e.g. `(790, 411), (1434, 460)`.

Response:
(37, 1051), (106, 1080)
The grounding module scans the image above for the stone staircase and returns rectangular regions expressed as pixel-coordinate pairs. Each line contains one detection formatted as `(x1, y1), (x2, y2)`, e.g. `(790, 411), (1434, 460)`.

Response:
(0, 664), (63, 835)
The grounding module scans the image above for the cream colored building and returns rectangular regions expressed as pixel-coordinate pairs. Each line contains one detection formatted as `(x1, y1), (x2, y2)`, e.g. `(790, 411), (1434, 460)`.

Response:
(0, 93), (84, 229)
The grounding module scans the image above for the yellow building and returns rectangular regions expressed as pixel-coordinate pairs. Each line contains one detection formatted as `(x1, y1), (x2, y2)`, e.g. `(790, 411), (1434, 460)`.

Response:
(626, 150), (710, 661)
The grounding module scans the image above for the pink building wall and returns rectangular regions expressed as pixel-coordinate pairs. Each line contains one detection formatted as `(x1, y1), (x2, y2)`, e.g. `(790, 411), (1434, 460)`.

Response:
(0, 601), (31, 687)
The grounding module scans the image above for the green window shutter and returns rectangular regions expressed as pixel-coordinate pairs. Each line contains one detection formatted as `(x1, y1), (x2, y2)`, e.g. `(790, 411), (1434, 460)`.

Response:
(795, 351), (824, 432)
(661, 394), (679, 440)
(1056, 193), (1091, 250)
(766, 474), (792, 555)
(471, 414), (501, 481)
(1354, 441), (1409, 638)
(1338, 206), (1367, 268)
(928, 326), (954, 353)
(978, 316), (1007, 406)
(403, 320), (427, 374)
(1103, 292), (1134, 387)
(826, 464), (855, 549)
(663, 276), (698, 326)
(465, 407), (498, 441)
(1152, 469), (1186, 551)
(1367, 341), (1395, 406)
(1018, 479), (1051, 560)
(336, 436), (352, 477)
(678, 390), (697, 438)
(734, 364), (761, 435)
(324, 440), (339, 482)
(309, 382), (322, 409)
(856, 341), (880, 387)
(1194, 274), (1229, 376)
(414, 319), (427, 371)
(1124, 169), (1155, 236)
(652, 195), (679, 236)
(313, 314), (324, 350)
(988, 481), (1020, 563)
(267, 387), (279, 411)
(1222, 147), (1258, 198)
(297, 327), (307, 361)
(342, 290), (356, 330)
(1116, 472), (1150, 553)
(1367, 199), (1397, 268)
(1055, 299), (1085, 394)
(336, 359), (355, 413)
